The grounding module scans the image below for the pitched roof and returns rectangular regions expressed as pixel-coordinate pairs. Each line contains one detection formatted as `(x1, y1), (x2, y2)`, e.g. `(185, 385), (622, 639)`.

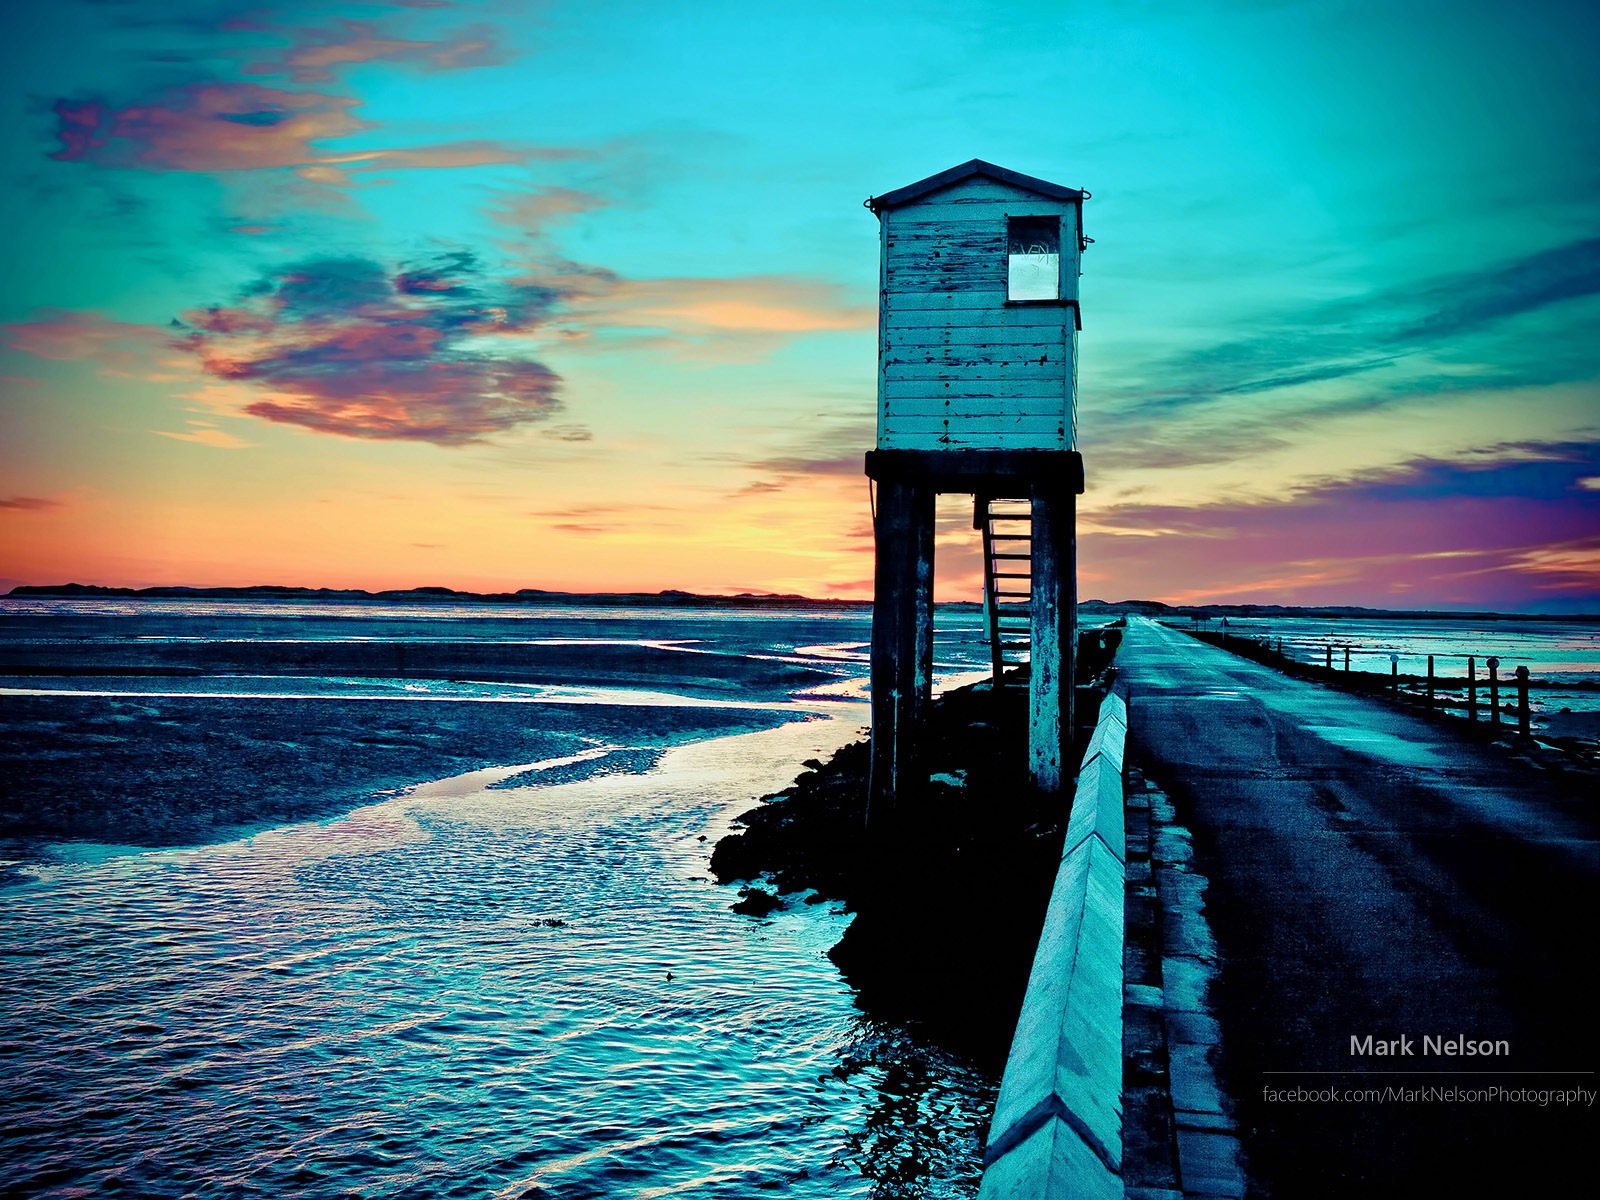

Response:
(865, 159), (1086, 214)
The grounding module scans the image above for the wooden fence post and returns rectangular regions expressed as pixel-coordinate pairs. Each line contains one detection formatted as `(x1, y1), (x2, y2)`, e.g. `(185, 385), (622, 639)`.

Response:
(1467, 656), (1477, 720)
(1344, 646), (1351, 672)
(1325, 645), (1332, 670)
(1515, 665), (1530, 737)
(1487, 657), (1501, 729)
(1427, 654), (1435, 706)
(1390, 653), (1399, 692)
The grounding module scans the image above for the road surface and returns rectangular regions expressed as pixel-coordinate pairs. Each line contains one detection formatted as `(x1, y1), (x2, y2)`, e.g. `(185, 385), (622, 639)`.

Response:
(1117, 617), (1597, 1195)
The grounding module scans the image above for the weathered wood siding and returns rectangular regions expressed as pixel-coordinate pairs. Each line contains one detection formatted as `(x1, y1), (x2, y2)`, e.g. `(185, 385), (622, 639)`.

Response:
(878, 176), (1081, 451)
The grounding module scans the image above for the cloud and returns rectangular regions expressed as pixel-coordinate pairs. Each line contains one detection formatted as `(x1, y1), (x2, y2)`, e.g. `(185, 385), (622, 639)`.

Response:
(539, 272), (874, 360)
(173, 250), (570, 444)
(599, 276), (874, 335)
(243, 19), (510, 83)
(1392, 237), (1600, 345)
(538, 425), (594, 442)
(1505, 537), (1600, 590)
(1088, 234), (1600, 460)
(48, 81), (561, 180)
(0, 310), (183, 380)
(7, 250), (872, 447)
(153, 426), (253, 448)
(52, 85), (367, 171)
(0, 496), (65, 512)
(1080, 441), (1600, 608)
(489, 187), (612, 236)
(723, 419), (875, 495)
(1, 309), (171, 370)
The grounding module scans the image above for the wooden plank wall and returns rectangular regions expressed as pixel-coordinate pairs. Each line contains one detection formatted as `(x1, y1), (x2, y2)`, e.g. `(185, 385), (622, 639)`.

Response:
(879, 176), (1081, 452)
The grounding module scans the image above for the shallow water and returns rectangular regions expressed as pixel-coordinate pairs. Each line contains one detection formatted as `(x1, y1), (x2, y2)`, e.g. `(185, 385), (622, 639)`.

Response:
(1198, 614), (1600, 678)
(1189, 614), (1600, 718)
(2, 722), (1000, 1198)
(0, 603), (998, 1197)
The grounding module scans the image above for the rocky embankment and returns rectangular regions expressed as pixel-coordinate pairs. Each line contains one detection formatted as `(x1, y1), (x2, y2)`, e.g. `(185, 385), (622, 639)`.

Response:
(711, 626), (1122, 1063)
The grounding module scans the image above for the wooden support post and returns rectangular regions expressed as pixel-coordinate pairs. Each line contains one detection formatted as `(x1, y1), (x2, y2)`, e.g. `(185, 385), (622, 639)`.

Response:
(866, 478), (935, 833)
(1344, 646), (1351, 672)
(1391, 654), (1399, 691)
(1515, 666), (1530, 737)
(1467, 656), (1477, 720)
(1028, 481), (1074, 793)
(1427, 655), (1435, 707)
(1488, 658), (1501, 729)
(1325, 645), (1333, 670)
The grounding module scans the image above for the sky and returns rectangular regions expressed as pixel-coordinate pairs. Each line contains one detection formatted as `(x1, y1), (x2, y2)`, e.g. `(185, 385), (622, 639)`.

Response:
(0, 0), (1596, 611)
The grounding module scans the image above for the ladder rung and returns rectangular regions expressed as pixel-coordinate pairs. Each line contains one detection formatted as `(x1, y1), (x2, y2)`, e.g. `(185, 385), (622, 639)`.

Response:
(994, 590), (1031, 598)
(990, 553), (1031, 560)
(992, 572), (1031, 579)
(990, 535), (1031, 541)
(987, 515), (1032, 521)
(999, 641), (1031, 649)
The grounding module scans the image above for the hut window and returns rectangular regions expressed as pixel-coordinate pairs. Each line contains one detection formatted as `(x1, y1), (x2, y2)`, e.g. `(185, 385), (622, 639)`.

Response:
(1007, 217), (1060, 301)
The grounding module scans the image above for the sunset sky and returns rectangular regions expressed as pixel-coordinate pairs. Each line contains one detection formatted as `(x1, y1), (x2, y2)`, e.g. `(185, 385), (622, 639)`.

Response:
(1, 0), (1596, 610)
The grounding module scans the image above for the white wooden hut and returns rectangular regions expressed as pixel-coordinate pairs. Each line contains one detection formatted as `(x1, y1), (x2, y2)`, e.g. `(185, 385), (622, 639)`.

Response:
(868, 160), (1087, 452)
(863, 160), (1089, 817)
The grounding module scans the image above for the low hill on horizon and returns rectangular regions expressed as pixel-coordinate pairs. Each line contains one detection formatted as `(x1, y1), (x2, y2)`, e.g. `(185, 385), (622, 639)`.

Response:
(6, 583), (1594, 621)
(4, 582), (867, 610)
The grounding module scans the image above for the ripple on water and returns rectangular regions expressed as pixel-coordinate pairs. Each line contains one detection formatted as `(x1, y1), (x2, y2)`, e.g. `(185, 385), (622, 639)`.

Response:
(0, 717), (995, 1198)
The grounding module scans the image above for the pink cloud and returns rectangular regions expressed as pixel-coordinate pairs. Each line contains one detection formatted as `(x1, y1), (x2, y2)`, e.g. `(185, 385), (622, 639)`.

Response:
(244, 20), (510, 83)
(174, 252), (568, 445)
(49, 82), (551, 178)
(152, 427), (254, 448)
(1080, 445), (1600, 609)
(489, 187), (612, 235)
(2, 309), (168, 367)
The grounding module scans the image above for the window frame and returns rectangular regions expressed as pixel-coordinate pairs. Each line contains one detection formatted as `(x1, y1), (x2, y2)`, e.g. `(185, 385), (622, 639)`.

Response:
(1005, 215), (1063, 304)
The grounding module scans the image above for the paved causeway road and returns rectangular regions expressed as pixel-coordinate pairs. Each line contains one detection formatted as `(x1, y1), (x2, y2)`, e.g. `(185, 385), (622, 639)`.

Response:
(1117, 617), (1598, 1195)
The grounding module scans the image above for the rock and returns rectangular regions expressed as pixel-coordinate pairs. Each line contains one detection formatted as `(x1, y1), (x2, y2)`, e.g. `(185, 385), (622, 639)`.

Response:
(731, 887), (782, 917)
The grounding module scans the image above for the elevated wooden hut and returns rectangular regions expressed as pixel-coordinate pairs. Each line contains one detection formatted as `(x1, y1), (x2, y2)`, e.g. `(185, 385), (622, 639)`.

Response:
(863, 159), (1088, 823)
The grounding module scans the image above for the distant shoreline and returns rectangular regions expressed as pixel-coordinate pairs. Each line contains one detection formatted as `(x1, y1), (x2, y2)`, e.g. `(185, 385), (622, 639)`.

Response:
(5, 583), (1596, 622)
(4, 583), (870, 611)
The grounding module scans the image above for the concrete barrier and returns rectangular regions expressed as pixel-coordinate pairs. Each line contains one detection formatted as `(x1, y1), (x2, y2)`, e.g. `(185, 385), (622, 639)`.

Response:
(979, 689), (1127, 1199)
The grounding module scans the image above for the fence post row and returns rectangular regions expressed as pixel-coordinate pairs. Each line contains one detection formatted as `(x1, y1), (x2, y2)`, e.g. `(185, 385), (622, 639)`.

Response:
(1253, 637), (1533, 735)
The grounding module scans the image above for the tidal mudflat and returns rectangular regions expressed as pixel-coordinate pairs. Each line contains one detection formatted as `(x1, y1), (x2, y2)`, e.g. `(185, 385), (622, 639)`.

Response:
(0, 598), (996, 1198)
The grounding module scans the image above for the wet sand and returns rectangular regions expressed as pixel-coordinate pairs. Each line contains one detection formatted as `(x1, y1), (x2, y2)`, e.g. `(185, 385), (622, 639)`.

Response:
(0, 613), (846, 847)
(0, 691), (789, 847)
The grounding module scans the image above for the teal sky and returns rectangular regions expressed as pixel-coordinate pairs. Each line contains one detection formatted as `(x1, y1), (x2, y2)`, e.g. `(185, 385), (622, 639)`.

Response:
(1, 0), (1596, 609)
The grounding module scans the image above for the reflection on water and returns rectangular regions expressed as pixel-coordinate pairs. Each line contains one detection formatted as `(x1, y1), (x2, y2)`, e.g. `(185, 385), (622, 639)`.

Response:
(0, 714), (995, 1198)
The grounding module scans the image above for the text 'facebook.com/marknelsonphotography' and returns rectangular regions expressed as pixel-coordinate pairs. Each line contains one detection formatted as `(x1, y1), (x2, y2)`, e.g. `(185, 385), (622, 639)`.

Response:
(1261, 1085), (1596, 1106)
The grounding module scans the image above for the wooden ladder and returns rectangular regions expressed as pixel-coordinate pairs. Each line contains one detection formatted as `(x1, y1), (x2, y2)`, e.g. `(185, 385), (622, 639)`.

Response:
(979, 497), (1033, 687)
